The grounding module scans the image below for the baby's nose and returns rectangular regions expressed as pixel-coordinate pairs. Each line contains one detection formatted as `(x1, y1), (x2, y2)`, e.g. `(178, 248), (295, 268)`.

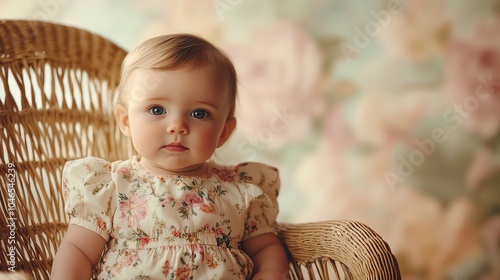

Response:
(167, 118), (188, 134)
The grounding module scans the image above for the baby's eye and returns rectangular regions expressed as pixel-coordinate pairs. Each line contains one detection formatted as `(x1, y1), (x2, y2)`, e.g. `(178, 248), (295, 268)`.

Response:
(149, 106), (166, 115)
(190, 109), (210, 119)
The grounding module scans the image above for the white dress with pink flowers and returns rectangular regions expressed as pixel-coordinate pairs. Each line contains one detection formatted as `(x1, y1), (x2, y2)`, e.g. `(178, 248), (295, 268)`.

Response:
(62, 156), (280, 279)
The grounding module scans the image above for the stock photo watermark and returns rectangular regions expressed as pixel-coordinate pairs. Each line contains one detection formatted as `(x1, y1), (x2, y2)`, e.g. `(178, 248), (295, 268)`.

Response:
(5, 162), (18, 272)
(124, 69), (164, 108)
(384, 74), (500, 191)
(340, 0), (405, 62)
(2, 0), (70, 61)
(213, 0), (244, 20)
(31, 0), (71, 22)
(228, 105), (298, 165)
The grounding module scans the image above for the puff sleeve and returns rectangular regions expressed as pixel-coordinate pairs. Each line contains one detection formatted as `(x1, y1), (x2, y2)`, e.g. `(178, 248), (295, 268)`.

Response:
(236, 162), (281, 241)
(62, 156), (116, 241)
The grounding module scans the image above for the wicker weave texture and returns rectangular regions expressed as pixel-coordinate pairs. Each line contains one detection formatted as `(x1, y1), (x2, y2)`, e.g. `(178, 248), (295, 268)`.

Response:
(278, 221), (401, 279)
(0, 20), (400, 280)
(0, 20), (129, 280)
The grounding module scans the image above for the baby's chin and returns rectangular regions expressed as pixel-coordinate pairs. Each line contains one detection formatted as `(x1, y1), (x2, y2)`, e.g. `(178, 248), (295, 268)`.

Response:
(139, 158), (209, 177)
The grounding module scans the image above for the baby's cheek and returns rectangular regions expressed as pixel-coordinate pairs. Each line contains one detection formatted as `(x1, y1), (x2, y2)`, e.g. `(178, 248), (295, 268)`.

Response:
(196, 132), (220, 154)
(131, 125), (159, 150)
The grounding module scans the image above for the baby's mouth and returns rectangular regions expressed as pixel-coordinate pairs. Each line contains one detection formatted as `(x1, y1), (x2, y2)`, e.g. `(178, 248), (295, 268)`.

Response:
(163, 143), (188, 152)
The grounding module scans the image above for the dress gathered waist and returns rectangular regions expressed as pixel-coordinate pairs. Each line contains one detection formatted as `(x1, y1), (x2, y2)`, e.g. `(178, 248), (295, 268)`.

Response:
(107, 232), (239, 250)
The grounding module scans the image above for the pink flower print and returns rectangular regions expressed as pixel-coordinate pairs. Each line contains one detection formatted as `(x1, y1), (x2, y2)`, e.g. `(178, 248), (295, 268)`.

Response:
(175, 265), (192, 279)
(140, 236), (151, 247)
(206, 225), (224, 235)
(123, 251), (140, 267)
(207, 189), (217, 201)
(213, 168), (236, 182)
(62, 177), (69, 200)
(119, 194), (149, 227)
(206, 252), (219, 269)
(172, 230), (181, 238)
(164, 259), (192, 278)
(206, 186), (227, 201)
(189, 244), (205, 262)
(185, 193), (203, 205)
(112, 251), (141, 275)
(200, 203), (216, 214)
(159, 196), (175, 208)
(246, 220), (258, 234)
(117, 166), (132, 181)
(96, 216), (107, 231)
(445, 20), (500, 138)
(104, 163), (111, 171)
(193, 244), (204, 255)
(162, 260), (172, 277)
(179, 194), (206, 219)
(117, 167), (129, 176)
(215, 227), (224, 235)
(83, 163), (92, 173)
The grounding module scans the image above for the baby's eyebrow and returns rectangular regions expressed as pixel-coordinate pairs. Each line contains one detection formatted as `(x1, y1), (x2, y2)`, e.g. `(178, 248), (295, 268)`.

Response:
(145, 97), (170, 102)
(195, 100), (219, 111)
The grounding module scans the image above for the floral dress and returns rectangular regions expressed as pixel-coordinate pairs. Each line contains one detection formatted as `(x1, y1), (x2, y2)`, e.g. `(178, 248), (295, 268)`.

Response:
(62, 156), (281, 280)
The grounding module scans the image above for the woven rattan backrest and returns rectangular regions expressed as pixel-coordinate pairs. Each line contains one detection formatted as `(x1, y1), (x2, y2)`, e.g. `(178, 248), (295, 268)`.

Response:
(0, 20), (131, 279)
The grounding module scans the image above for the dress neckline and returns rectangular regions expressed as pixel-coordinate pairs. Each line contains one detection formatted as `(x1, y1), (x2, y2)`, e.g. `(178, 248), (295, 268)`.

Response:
(130, 156), (214, 179)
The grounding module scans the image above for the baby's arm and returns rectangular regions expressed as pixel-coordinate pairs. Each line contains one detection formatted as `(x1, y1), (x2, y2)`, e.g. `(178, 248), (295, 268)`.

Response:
(50, 224), (106, 280)
(241, 232), (289, 280)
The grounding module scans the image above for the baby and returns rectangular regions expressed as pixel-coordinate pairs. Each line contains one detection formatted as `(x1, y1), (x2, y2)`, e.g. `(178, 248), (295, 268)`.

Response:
(50, 34), (289, 279)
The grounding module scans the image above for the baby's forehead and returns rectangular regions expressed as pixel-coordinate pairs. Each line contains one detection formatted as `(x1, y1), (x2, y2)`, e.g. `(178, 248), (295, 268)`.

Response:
(122, 68), (229, 100)
(128, 65), (226, 81)
(127, 69), (166, 87)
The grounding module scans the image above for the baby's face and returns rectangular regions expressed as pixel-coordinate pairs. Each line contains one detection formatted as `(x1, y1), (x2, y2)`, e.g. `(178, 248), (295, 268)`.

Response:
(117, 67), (235, 175)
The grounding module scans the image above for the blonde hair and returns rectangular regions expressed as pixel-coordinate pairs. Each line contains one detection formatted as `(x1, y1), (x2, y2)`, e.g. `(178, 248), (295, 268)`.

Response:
(116, 34), (238, 118)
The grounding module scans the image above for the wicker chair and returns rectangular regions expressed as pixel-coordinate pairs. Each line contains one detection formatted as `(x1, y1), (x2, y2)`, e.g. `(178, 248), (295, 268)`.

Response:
(0, 20), (401, 280)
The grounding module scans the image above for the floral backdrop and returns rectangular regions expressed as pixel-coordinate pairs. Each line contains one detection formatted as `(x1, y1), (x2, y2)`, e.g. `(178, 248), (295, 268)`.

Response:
(2, 0), (500, 279)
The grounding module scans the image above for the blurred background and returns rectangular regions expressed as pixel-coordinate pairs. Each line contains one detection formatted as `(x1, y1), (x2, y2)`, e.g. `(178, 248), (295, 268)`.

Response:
(1, 0), (499, 279)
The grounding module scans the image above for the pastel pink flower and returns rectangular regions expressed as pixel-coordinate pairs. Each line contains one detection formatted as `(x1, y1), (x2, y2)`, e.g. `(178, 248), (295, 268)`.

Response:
(200, 203), (216, 214)
(117, 167), (130, 177)
(175, 265), (192, 279)
(184, 193), (203, 205)
(162, 260), (172, 277)
(445, 19), (500, 139)
(213, 169), (236, 182)
(83, 163), (92, 172)
(140, 236), (151, 247)
(62, 177), (70, 200)
(123, 251), (140, 267)
(226, 21), (323, 151)
(96, 216), (107, 231)
(214, 227), (224, 235)
(119, 195), (149, 227)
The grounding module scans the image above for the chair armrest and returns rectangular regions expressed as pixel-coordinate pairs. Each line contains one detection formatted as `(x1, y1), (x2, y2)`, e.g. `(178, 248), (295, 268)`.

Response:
(276, 220), (401, 280)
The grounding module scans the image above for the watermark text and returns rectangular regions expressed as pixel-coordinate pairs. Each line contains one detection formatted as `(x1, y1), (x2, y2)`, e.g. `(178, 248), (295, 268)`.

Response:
(6, 162), (17, 272)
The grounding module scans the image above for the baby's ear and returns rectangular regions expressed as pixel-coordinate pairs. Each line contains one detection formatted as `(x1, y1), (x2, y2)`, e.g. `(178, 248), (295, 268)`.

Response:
(114, 104), (131, 137)
(217, 118), (236, 148)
